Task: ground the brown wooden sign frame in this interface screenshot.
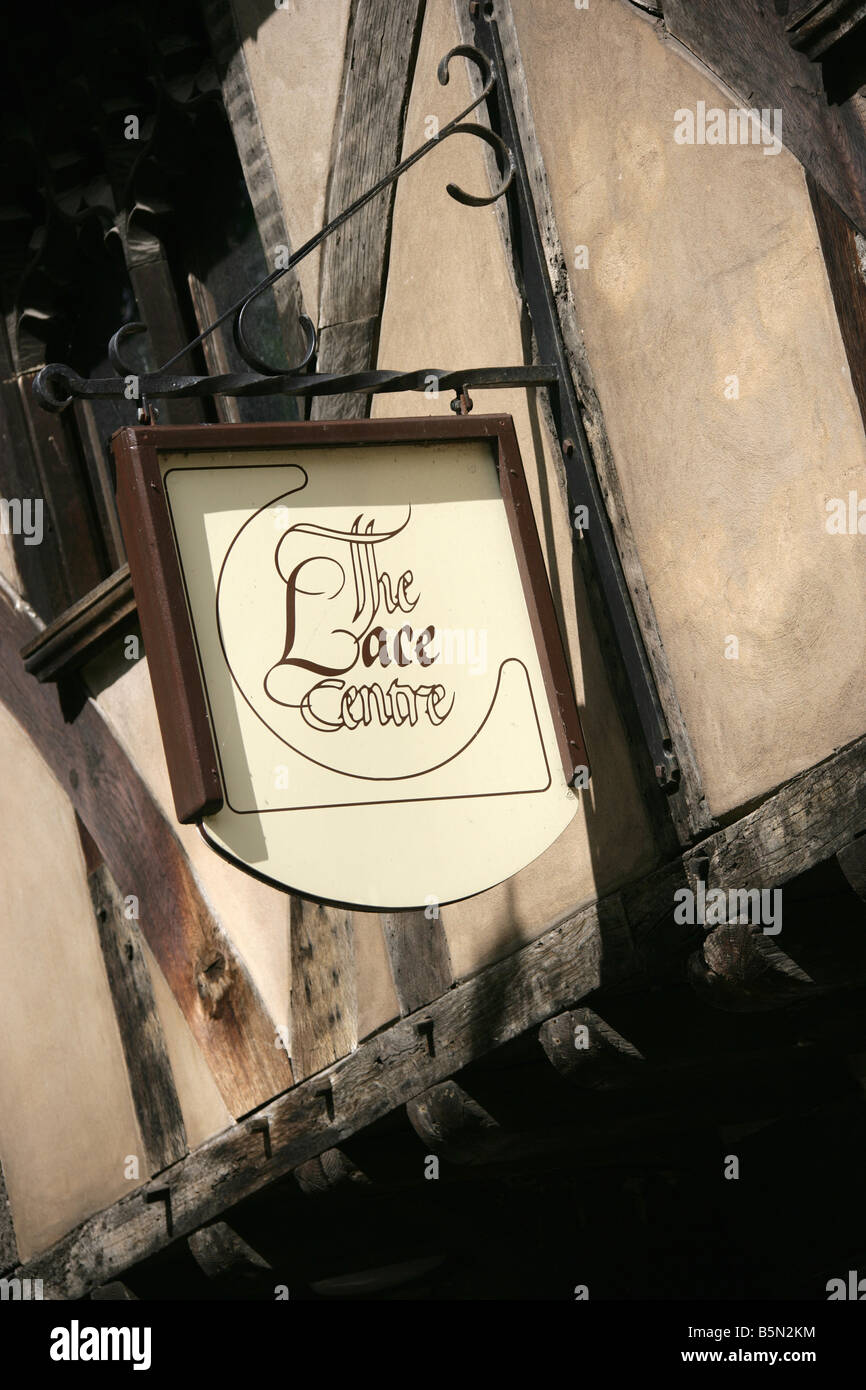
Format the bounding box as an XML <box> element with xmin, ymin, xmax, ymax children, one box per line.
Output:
<box><xmin>111</xmin><ymin>414</ymin><xmax>588</xmax><ymax>829</ymax></box>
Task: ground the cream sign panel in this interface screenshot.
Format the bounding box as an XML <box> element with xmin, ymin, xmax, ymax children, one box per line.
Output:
<box><xmin>127</xmin><ymin>424</ymin><xmax>585</xmax><ymax>908</ymax></box>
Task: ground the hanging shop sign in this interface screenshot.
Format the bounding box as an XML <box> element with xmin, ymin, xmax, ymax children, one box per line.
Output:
<box><xmin>111</xmin><ymin>415</ymin><xmax>588</xmax><ymax>909</ymax></box>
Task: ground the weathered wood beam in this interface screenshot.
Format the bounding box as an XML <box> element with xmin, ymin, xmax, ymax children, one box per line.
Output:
<box><xmin>0</xmin><ymin>585</ymin><xmax>294</xmax><ymax>1116</ymax></box>
<box><xmin>17</xmin><ymin>891</ymin><xmax>632</xmax><ymax>1298</ymax></box>
<box><xmin>380</xmin><ymin>909</ymin><xmax>453</xmax><ymax>1016</ymax></box>
<box><xmin>187</xmin><ymin>1221</ymin><xmax>272</xmax><ymax>1282</ymax></box>
<box><xmin>311</xmin><ymin>0</ymin><xmax>426</xmax><ymax>419</ymax></box>
<box><xmin>289</xmin><ymin>898</ymin><xmax>356</xmax><ymax>1080</ymax></box>
<box><xmin>14</xmin><ymin>726</ymin><xmax>866</xmax><ymax>1293</ymax></box>
<box><xmin>787</xmin><ymin>0</ymin><xmax>866</xmax><ymax>62</ymax></box>
<box><xmin>77</xmin><ymin>817</ymin><xmax>188</xmax><ymax>1175</ymax></box>
<box><xmin>406</xmin><ymin>1080</ymin><xmax>498</xmax><ymax>1163</ymax></box>
<box><xmin>20</xmin><ymin>566</ymin><xmax>137</xmax><ymax>684</ymax></box>
<box><xmin>90</xmin><ymin>1281</ymin><xmax>138</xmax><ymax>1301</ymax></box>
<box><xmin>806</xmin><ymin>173</ymin><xmax>866</xmax><ymax>439</ymax></box>
<box><xmin>837</xmin><ymin>834</ymin><xmax>866</xmax><ymax>899</ymax></box>
<box><xmin>200</xmin><ymin>0</ymin><xmax>307</xmax><ymax>366</ymax></box>
<box><xmin>625</xmin><ymin>729</ymin><xmax>866</xmax><ymax>972</ymax></box>
<box><xmin>294</xmin><ymin>1147</ymin><xmax>370</xmax><ymax>1195</ymax></box>
<box><xmin>539</xmin><ymin>1007</ymin><xmax>644</xmax><ymax>1089</ymax></box>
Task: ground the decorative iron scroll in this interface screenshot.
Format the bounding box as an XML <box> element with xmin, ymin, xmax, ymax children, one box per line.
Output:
<box><xmin>33</xmin><ymin>45</ymin><xmax>519</xmax><ymax>414</ymax></box>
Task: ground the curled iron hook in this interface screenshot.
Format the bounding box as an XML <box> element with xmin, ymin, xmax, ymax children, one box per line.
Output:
<box><xmin>108</xmin><ymin>321</ymin><xmax>149</xmax><ymax>376</ymax></box>
<box><xmin>439</xmin><ymin>122</ymin><xmax>515</xmax><ymax>206</ymax></box>
<box><xmin>436</xmin><ymin>44</ymin><xmax>495</xmax><ymax>106</ymax></box>
<box><xmin>32</xmin><ymin>363</ymin><xmax>81</xmax><ymax>413</ymax></box>
<box><xmin>233</xmin><ymin>302</ymin><xmax>317</xmax><ymax>377</ymax></box>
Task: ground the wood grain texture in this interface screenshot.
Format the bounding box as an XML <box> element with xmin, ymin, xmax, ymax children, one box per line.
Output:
<box><xmin>539</xmin><ymin>1007</ymin><xmax>644</xmax><ymax>1089</ymax></box>
<box><xmin>81</xmin><ymin>827</ymin><xmax>188</xmax><ymax>1175</ymax></box>
<box><xmin>15</xmin><ymin>726</ymin><xmax>866</xmax><ymax>1291</ymax></box>
<box><xmin>807</xmin><ymin>172</ymin><xmax>866</xmax><ymax>436</ymax></box>
<box><xmin>293</xmin><ymin>1147</ymin><xmax>369</xmax><ymax>1195</ymax></box>
<box><xmin>380</xmin><ymin>910</ymin><xmax>453</xmax><ymax>1016</ymax></box>
<box><xmin>200</xmin><ymin>0</ymin><xmax>307</xmax><ymax>367</ymax></box>
<box><xmin>20</xmin><ymin>565</ymin><xmax>136</xmax><ymax>684</ymax></box>
<box><xmin>0</xmin><ymin>585</ymin><xmax>293</xmax><ymax>1117</ymax></box>
<box><xmin>310</xmin><ymin>320</ymin><xmax>378</xmax><ymax>420</ymax></box>
<box><xmin>18</xmin><ymin>889</ymin><xmax>633</xmax><ymax>1297</ymax></box>
<box><xmin>661</xmin><ymin>0</ymin><xmax>866</xmax><ymax>234</ymax></box>
<box><xmin>187</xmin><ymin>1221</ymin><xmax>271</xmax><ymax>1279</ymax></box>
<box><xmin>406</xmin><ymin>1080</ymin><xmax>498</xmax><ymax>1163</ymax></box>
<box><xmin>837</xmin><ymin>834</ymin><xmax>866</xmax><ymax>898</ymax></box>
<box><xmin>290</xmin><ymin>897</ymin><xmax>356</xmax><ymax>1079</ymax></box>
<box><xmin>311</xmin><ymin>0</ymin><xmax>426</xmax><ymax>420</ymax></box>
<box><xmin>787</xmin><ymin>0</ymin><xmax>866</xmax><ymax>61</ymax></box>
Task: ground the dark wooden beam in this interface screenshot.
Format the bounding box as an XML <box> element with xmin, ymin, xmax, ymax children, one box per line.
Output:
<box><xmin>201</xmin><ymin>0</ymin><xmax>307</xmax><ymax>368</ymax></box>
<box><xmin>539</xmin><ymin>1007</ymin><xmax>644</xmax><ymax>1089</ymax></box>
<box><xmin>380</xmin><ymin>910</ymin><xmax>452</xmax><ymax>1016</ymax></box>
<box><xmin>626</xmin><ymin>729</ymin><xmax>866</xmax><ymax>974</ymax></box>
<box><xmin>0</xmin><ymin>586</ymin><xmax>294</xmax><ymax>1116</ymax></box>
<box><xmin>289</xmin><ymin>898</ymin><xmax>356</xmax><ymax>1081</ymax></box>
<box><xmin>20</xmin><ymin>566</ymin><xmax>136</xmax><ymax>684</ymax></box>
<box><xmin>17</xmin><ymin>890</ymin><xmax>632</xmax><ymax>1298</ymax></box>
<box><xmin>406</xmin><ymin>1080</ymin><xmax>498</xmax><ymax>1162</ymax></box>
<box><xmin>787</xmin><ymin>0</ymin><xmax>866</xmax><ymax>61</ymax></box>
<box><xmin>293</xmin><ymin>1147</ymin><xmax>370</xmax><ymax>1195</ymax></box>
<box><xmin>187</xmin><ymin>1221</ymin><xmax>272</xmax><ymax>1281</ymax></box>
<box><xmin>78</xmin><ymin>817</ymin><xmax>188</xmax><ymax>1175</ymax></box>
<box><xmin>311</xmin><ymin>0</ymin><xmax>426</xmax><ymax>419</ymax></box>
<box><xmin>13</xmin><ymin>724</ymin><xmax>866</xmax><ymax>1292</ymax></box>
<box><xmin>806</xmin><ymin>172</ymin><xmax>866</xmax><ymax>438</ymax></box>
<box><xmin>837</xmin><ymin>834</ymin><xmax>866</xmax><ymax>898</ymax></box>
<box><xmin>90</xmin><ymin>1281</ymin><xmax>138</xmax><ymax>1301</ymax></box>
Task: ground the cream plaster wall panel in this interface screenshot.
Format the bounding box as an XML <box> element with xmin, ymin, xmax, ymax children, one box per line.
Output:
<box><xmin>512</xmin><ymin>0</ymin><xmax>866</xmax><ymax>815</ymax></box>
<box><xmin>232</xmin><ymin>0</ymin><xmax>350</xmax><ymax>314</ymax></box>
<box><xmin>0</xmin><ymin>702</ymin><xmax>144</xmax><ymax>1260</ymax></box>
<box><xmin>90</xmin><ymin>655</ymin><xmax>291</xmax><ymax>1040</ymax></box>
<box><xmin>373</xmin><ymin>0</ymin><xmax>656</xmax><ymax>977</ymax></box>
<box><xmin>139</xmin><ymin>935</ymin><xmax>233</xmax><ymax>1150</ymax></box>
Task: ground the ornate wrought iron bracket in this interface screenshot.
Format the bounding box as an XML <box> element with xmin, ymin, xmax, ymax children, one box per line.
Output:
<box><xmin>33</xmin><ymin>43</ymin><xmax>520</xmax><ymax>415</ymax></box>
<box><xmin>31</xmin><ymin>17</ymin><xmax>680</xmax><ymax>803</ymax></box>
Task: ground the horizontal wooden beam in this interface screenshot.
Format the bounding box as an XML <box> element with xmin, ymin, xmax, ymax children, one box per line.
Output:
<box><xmin>625</xmin><ymin>730</ymin><xmax>866</xmax><ymax>964</ymax></box>
<box><xmin>20</xmin><ymin>566</ymin><xmax>136</xmax><ymax>683</ymax></box>
<box><xmin>18</xmin><ymin>893</ymin><xmax>633</xmax><ymax>1297</ymax></box>
<box><xmin>15</xmin><ymin>726</ymin><xmax>866</xmax><ymax>1294</ymax></box>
